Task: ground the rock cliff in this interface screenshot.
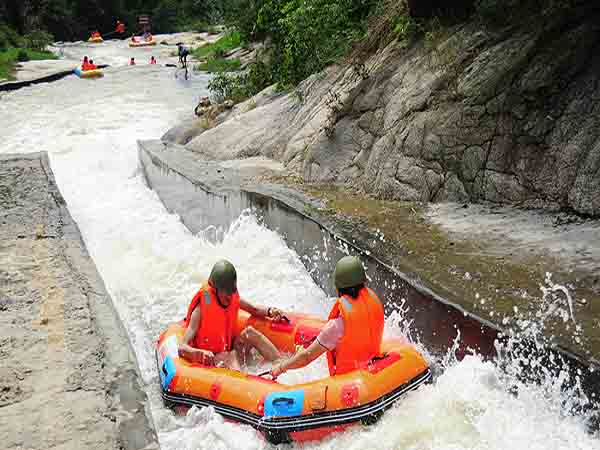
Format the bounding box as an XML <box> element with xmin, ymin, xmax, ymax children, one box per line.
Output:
<box><xmin>168</xmin><ymin>2</ymin><xmax>600</xmax><ymax>216</ymax></box>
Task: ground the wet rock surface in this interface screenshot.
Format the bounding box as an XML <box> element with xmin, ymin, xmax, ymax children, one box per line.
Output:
<box><xmin>0</xmin><ymin>153</ymin><xmax>158</xmax><ymax>450</ymax></box>
<box><xmin>180</xmin><ymin>7</ymin><xmax>600</xmax><ymax>217</ymax></box>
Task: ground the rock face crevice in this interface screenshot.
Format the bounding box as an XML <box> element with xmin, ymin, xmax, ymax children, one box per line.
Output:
<box><xmin>173</xmin><ymin>5</ymin><xmax>600</xmax><ymax>216</ymax></box>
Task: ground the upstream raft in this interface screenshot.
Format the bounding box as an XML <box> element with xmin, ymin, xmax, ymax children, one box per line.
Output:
<box><xmin>74</xmin><ymin>67</ymin><xmax>103</xmax><ymax>79</ymax></box>
<box><xmin>129</xmin><ymin>37</ymin><xmax>157</xmax><ymax>47</ymax></box>
<box><xmin>156</xmin><ymin>310</ymin><xmax>431</xmax><ymax>443</ymax></box>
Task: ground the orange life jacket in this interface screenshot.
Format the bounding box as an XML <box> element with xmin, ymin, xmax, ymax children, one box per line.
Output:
<box><xmin>326</xmin><ymin>287</ymin><xmax>384</xmax><ymax>375</ymax></box>
<box><xmin>184</xmin><ymin>283</ymin><xmax>240</xmax><ymax>354</ymax></box>
<box><xmin>116</xmin><ymin>23</ymin><xmax>125</xmax><ymax>33</ymax></box>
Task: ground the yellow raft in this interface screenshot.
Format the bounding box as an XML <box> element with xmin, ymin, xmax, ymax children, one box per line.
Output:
<box><xmin>74</xmin><ymin>67</ymin><xmax>103</xmax><ymax>79</ymax></box>
<box><xmin>129</xmin><ymin>38</ymin><xmax>157</xmax><ymax>47</ymax></box>
<box><xmin>156</xmin><ymin>310</ymin><xmax>431</xmax><ymax>444</ymax></box>
<box><xmin>88</xmin><ymin>36</ymin><xmax>103</xmax><ymax>43</ymax></box>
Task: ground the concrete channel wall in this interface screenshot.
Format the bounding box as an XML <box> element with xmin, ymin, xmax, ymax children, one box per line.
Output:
<box><xmin>0</xmin><ymin>152</ymin><xmax>158</xmax><ymax>450</ymax></box>
<box><xmin>138</xmin><ymin>139</ymin><xmax>600</xmax><ymax>412</ymax></box>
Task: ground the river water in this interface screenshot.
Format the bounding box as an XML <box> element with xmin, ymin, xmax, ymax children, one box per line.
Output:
<box><xmin>1</xmin><ymin>38</ymin><xmax>598</xmax><ymax>449</ymax></box>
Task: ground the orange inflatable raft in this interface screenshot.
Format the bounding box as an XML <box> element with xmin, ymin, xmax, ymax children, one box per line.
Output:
<box><xmin>156</xmin><ymin>310</ymin><xmax>431</xmax><ymax>444</ymax></box>
<box><xmin>129</xmin><ymin>37</ymin><xmax>157</xmax><ymax>47</ymax></box>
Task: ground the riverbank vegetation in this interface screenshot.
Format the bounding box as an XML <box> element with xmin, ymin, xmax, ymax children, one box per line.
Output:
<box><xmin>0</xmin><ymin>25</ymin><xmax>56</xmax><ymax>80</ymax></box>
<box><xmin>210</xmin><ymin>0</ymin><xmax>377</xmax><ymax>98</ymax></box>
<box><xmin>205</xmin><ymin>0</ymin><xmax>580</xmax><ymax>102</ymax></box>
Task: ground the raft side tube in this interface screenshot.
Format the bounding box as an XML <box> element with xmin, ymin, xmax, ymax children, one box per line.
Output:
<box><xmin>157</xmin><ymin>344</ymin><xmax>431</xmax><ymax>433</ymax></box>
<box><xmin>156</xmin><ymin>313</ymin><xmax>431</xmax><ymax>441</ymax></box>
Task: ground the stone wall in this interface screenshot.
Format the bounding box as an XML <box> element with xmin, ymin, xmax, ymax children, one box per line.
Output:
<box><xmin>177</xmin><ymin>4</ymin><xmax>600</xmax><ymax>216</ymax></box>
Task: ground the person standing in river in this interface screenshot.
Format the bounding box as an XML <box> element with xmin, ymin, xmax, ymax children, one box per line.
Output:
<box><xmin>177</xmin><ymin>42</ymin><xmax>189</xmax><ymax>69</ymax></box>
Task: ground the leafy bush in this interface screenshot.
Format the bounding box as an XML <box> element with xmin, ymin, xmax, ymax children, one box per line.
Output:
<box><xmin>393</xmin><ymin>14</ymin><xmax>420</xmax><ymax>42</ymax></box>
<box><xmin>23</xmin><ymin>30</ymin><xmax>54</xmax><ymax>51</ymax></box>
<box><xmin>222</xmin><ymin>0</ymin><xmax>263</xmax><ymax>40</ymax></box>
<box><xmin>17</xmin><ymin>50</ymin><xmax>29</xmax><ymax>62</ymax></box>
<box><xmin>208</xmin><ymin>72</ymin><xmax>246</xmax><ymax>102</ymax></box>
<box><xmin>208</xmin><ymin>61</ymin><xmax>273</xmax><ymax>102</ymax></box>
<box><xmin>0</xmin><ymin>23</ymin><xmax>23</xmax><ymax>50</ymax></box>
<box><xmin>261</xmin><ymin>0</ymin><xmax>375</xmax><ymax>87</ymax></box>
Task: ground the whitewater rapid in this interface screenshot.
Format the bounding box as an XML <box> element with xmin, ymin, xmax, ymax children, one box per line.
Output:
<box><xmin>1</xmin><ymin>38</ymin><xmax>598</xmax><ymax>450</ymax></box>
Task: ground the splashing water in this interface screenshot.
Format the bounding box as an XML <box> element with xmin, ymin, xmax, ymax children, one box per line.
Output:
<box><xmin>541</xmin><ymin>272</ymin><xmax>577</xmax><ymax>324</ymax></box>
<box><xmin>1</xmin><ymin>38</ymin><xmax>599</xmax><ymax>450</ymax></box>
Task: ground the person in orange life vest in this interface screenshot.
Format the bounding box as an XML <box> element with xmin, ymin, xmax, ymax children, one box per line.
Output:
<box><xmin>129</xmin><ymin>57</ymin><xmax>136</xmax><ymax>65</ymax></box>
<box><xmin>91</xmin><ymin>31</ymin><xmax>101</xmax><ymax>38</ymax></box>
<box><xmin>179</xmin><ymin>260</ymin><xmax>284</xmax><ymax>370</ymax></box>
<box><xmin>116</xmin><ymin>20</ymin><xmax>125</xmax><ymax>34</ymax></box>
<box><xmin>270</xmin><ymin>255</ymin><xmax>384</xmax><ymax>378</ymax></box>
<box><xmin>150</xmin><ymin>56</ymin><xmax>157</xmax><ymax>65</ymax></box>
<box><xmin>82</xmin><ymin>56</ymin><xmax>90</xmax><ymax>70</ymax></box>
<box><xmin>87</xmin><ymin>59</ymin><xmax>97</xmax><ymax>70</ymax></box>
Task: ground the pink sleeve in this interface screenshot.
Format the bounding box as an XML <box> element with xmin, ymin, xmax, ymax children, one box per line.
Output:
<box><xmin>316</xmin><ymin>318</ymin><xmax>345</xmax><ymax>351</ymax></box>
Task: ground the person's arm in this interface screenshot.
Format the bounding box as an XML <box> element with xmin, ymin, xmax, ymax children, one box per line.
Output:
<box><xmin>178</xmin><ymin>308</ymin><xmax>214</xmax><ymax>365</ymax></box>
<box><xmin>240</xmin><ymin>298</ymin><xmax>271</xmax><ymax>318</ymax></box>
<box><xmin>271</xmin><ymin>339</ymin><xmax>327</xmax><ymax>378</ymax></box>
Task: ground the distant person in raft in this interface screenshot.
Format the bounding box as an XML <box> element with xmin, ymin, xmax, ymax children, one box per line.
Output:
<box><xmin>129</xmin><ymin>57</ymin><xmax>136</xmax><ymax>65</ymax></box>
<box><xmin>179</xmin><ymin>259</ymin><xmax>285</xmax><ymax>370</ymax></box>
<box><xmin>270</xmin><ymin>255</ymin><xmax>384</xmax><ymax>378</ymax></box>
<box><xmin>177</xmin><ymin>42</ymin><xmax>189</xmax><ymax>69</ymax></box>
<box><xmin>150</xmin><ymin>56</ymin><xmax>157</xmax><ymax>65</ymax></box>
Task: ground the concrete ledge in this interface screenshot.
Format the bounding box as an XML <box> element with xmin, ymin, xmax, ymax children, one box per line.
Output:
<box><xmin>0</xmin><ymin>152</ymin><xmax>158</xmax><ymax>450</ymax></box>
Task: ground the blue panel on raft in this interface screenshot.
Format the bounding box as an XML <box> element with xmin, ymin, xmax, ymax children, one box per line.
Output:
<box><xmin>264</xmin><ymin>390</ymin><xmax>305</xmax><ymax>418</ymax></box>
<box><xmin>74</xmin><ymin>67</ymin><xmax>82</xmax><ymax>77</ymax></box>
<box><xmin>160</xmin><ymin>355</ymin><xmax>177</xmax><ymax>391</ymax></box>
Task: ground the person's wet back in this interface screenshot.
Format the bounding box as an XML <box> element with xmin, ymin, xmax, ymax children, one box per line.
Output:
<box><xmin>179</xmin><ymin>259</ymin><xmax>285</xmax><ymax>370</ymax></box>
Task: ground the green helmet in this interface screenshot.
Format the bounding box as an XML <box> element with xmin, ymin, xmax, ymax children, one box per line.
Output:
<box><xmin>334</xmin><ymin>256</ymin><xmax>366</xmax><ymax>289</ymax></box>
<box><xmin>209</xmin><ymin>259</ymin><xmax>237</xmax><ymax>293</ymax></box>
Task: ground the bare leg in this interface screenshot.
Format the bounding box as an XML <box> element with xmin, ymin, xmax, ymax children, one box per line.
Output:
<box><xmin>237</xmin><ymin>326</ymin><xmax>281</xmax><ymax>362</ymax></box>
<box><xmin>214</xmin><ymin>350</ymin><xmax>241</xmax><ymax>371</ymax></box>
